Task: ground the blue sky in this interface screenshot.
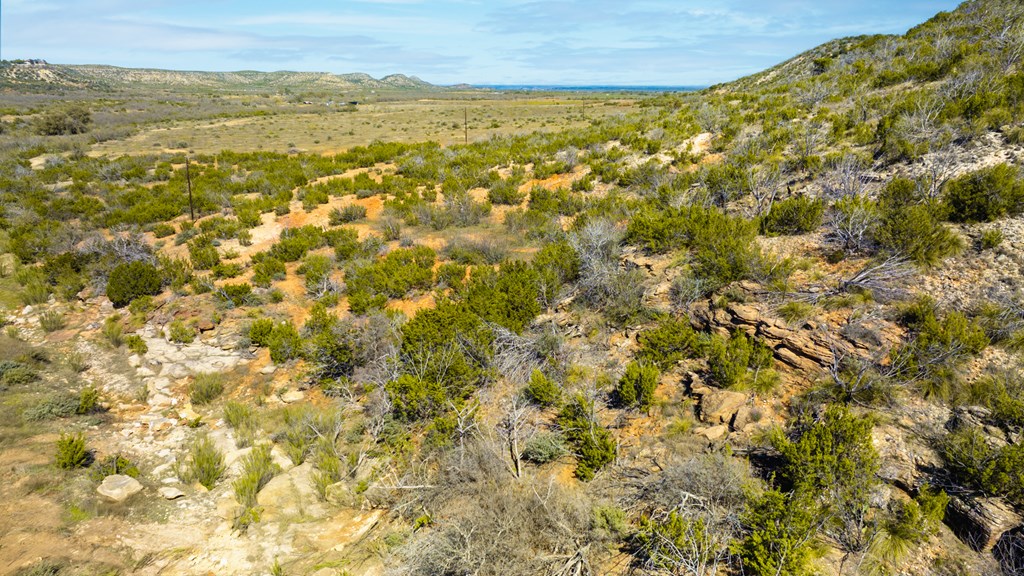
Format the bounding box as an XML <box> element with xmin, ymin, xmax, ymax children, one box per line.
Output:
<box><xmin>1</xmin><ymin>0</ymin><xmax>963</xmax><ymax>86</ymax></box>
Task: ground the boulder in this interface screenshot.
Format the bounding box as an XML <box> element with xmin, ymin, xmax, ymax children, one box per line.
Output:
<box><xmin>947</xmin><ymin>496</ymin><xmax>1022</xmax><ymax>551</ymax></box>
<box><xmin>97</xmin><ymin>474</ymin><xmax>144</xmax><ymax>502</ymax></box>
<box><xmin>732</xmin><ymin>404</ymin><xmax>755</xmax><ymax>431</ymax></box>
<box><xmin>699</xmin><ymin>424</ymin><xmax>729</xmax><ymax>441</ymax></box>
<box><xmin>699</xmin><ymin>389</ymin><xmax>747</xmax><ymax>424</ymax></box>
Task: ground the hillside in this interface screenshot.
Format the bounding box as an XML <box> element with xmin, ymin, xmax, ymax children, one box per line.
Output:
<box><xmin>2</xmin><ymin>1</ymin><xmax>1024</xmax><ymax>576</ymax></box>
<box><xmin>0</xmin><ymin>59</ymin><xmax>436</xmax><ymax>92</ymax></box>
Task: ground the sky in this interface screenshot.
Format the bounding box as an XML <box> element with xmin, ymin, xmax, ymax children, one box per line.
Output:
<box><xmin>1</xmin><ymin>0</ymin><xmax>964</xmax><ymax>86</ymax></box>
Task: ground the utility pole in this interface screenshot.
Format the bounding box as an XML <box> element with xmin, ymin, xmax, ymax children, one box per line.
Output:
<box><xmin>464</xmin><ymin>108</ymin><xmax>468</xmax><ymax>144</ymax></box>
<box><xmin>185</xmin><ymin>157</ymin><xmax>195</xmax><ymax>222</ymax></box>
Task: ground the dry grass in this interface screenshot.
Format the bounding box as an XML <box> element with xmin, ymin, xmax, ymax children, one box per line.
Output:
<box><xmin>90</xmin><ymin>97</ymin><xmax>638</xmax><ymax>156</ymax></box>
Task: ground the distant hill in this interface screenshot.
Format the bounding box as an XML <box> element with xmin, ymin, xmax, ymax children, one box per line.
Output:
<box><xmin>0</xmin><ymin>59</ymin><xmax>437</xmax><ymax>92</ymax></box>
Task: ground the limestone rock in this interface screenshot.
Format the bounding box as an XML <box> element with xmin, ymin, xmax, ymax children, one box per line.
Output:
<box><xmin>158</xmin><ymin>486</ymin><xmax>186</xmax><ymax>500</ymax></box>
<box><xmin>699</xmin><ymin>389</ymin><xmax>747</xmax><ymax>424</ymax></box>
<box><xmin>733</xmin><ymin>404</ymin><xmax>755</xmax><ymax>431</ymax></box>
<box><xmin>700</xmin><ymin>424</ymin><xmax>729</xmax><ymax>441</ymax></box>
<box><xmin>97</xmin><ymin>474</ymin><xmax>143</xmax><ymax>502</ymax></box>
<box><xmin>280</xmin><ymin>389</ymin><xmax>305</xmax><ymax>404</ymax></box>
<box><xmin>216</xmin><ymin>496</ymin><xmax>243</xmax><ymax>521</ymax></box>
<box><xmin>257</xmin><ymin>462</ymin><xmax>328</xmax><ymax>521</ymax></box>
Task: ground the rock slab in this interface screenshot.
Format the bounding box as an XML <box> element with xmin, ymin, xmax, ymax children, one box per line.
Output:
<box><xmin>97</xmin><ymin>474</ymin><xmax>143</xmax><ymax>502</ymax></box>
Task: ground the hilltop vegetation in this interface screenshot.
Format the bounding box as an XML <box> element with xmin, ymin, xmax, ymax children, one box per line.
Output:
<box><xmin>3</xmin><ymin>1</ymin><xmax>1024</xmax><ymax>575</ymax></box>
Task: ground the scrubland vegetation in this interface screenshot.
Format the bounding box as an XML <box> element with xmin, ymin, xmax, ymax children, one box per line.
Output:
<box><xmin>5</xmin><ymin>0</ymin><xmax>1024</xmax><ymax>574</ymax></box>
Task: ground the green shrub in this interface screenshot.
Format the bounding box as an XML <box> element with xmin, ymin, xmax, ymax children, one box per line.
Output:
<box><xmin>152</xmin><ymin>223</ymin><xmax>176</xmax><ymax>238</ymax></box>
<box><xmin>77</xmin><ymin>386</ymin><xmax>100</xmax><ymax>414</ymax></box>
<box><xmin>125</xmin><ymin>334</ymin><xmax>148</xmax><ymax>355</ymax></box>
<box><xmin>399</xmin><ymin>300</ymin><xmax>492</xmax><ymax>395</ymax></box>
<box><xmin>106</xmin><ymin>261</ymin><xmax>163</xmax><ymax>307</ymax></box>
<box><xmin>615</xmin><ymin>362</ymin><xmax>659</xmax><ymax>410</ymax></box>
<box><xmin>224</xmin><ymin>399</ymin><xmax>260</xmax><ymax>444</ymax></box>
<box><xmin>463</xmin><ymin>261</ymin><xmax>541</xmax><ymax>333</ymax></box>
<box><xmin>55</xmin><ymin>432</ymin><xmax>89</xmax><ymax>469</ymax></box>
<box><xmin>487</xmin><ymin>178</ymin><xmax>526</xmax><ymax>205</ymax></box>
<box><xmin>386</xmin><ymin>374</ymin><xmax>446</xmax><ymax>421</ymax></box>
<box><xmin>532</xmin><ymin>240</ymin><xmax>580</xmax><ymax>305</ymax></box>
<box><xmin>249</xmin><ymin>318</ymin><xmax>275</xmax><ymax>347</ymax></box>
<box><xmin>328</xmin><ymin>204</ymin><xmax>368</xmax><ymax>224</ymax></box>
<box><xmin>268</xmin><ymin>321</ymin><xmax>302</xmax><ymax>363</ymax></box>
<box><xmin>90</xmin><ymin>454</ymin><xmax>139</xmax><ymax>482</ymax></box>
<box><xmin>875</xmin><ymin>180</ymin><xmax>963</xmax><ymax>266</ymax></box>
<box><xmin>635</xmin><ymin>512</ymin><xmax>719</xmax><ymax>573</ymax></box>
<box><xmin>252</xmin><ymin>256</ymin><xmax>286</xmax><ymax>287</ymax></box>
<box><xmin>980</xmin><ymin>229</ymin><xmax>1004</xmax><ymax>250</ymax></box>
<box><xmin>761</xmin><ymin>195</ymin><xmax>825</xmax><ymax>236</ymax></box>
<box><xmin>772</xmin><ymin>405</ymin><xmax>878</xmax><ymax>500</ymax></box>
<box><xmin>3</xmin><ymin>365</ymin><xmax>39</xmax><ymax>386</ymax></box>
<box><xmin>891</xmin><ymin>297</ymin><xmax>988</xmax><ymax>399</ymax></box>
<box><xmin>25</xmin><ymin>394</ymin><xmax>79</xmax><ymax>421</ymax></box>
<box><xmin>216</xmin><ymin>283</ymin><xmax>255</xmax><ymax>307</ymax></box>
<box><xmin>635</xmin><ymin>317</ymin><xmax>701</xmax><ymax>370</ymax></box>
<box><xmin>777</xmin><ymin>301</ymin><xmax>815</xmax><ymax>324</ymax></box>
<box><xmin>233</xmin><ymin>444</ymin><xmax>279</xmax><ymax>504</ymax></box>
<box><xmin>102</xmin><ymin>315</ymin><xmax>124</xmax><ymax>347</ymax></box>
<box><xmin>436</xmin><ymin>262</ymin><xmax>467</xmax><ymax>289</ymax></box>
<box><xmin>297</xmin><ymin>254</ymin><xmax>335</xmax><ymax>296</ymax></box>
<box><xmin>558</xmin><ymin>395</ymin><xmax>616</xmax><ymax>481</ymax></box>
<box><xmin>626</xmin><ymin>205</ymin><xmax>761</xmax><ymax>290</ymax></box>
<box><xmin>188</xmin><ymin>235</ymin><xmax>220</xmax><ymax>270</ymax></box>
<box><xmin>36</xmin><ymin>104</ymin><xmax>91</xmax><ymax>135</ymax></box>
<box><xmin>346</xmin><ymin>245</ymin><xmax>435</xmax><ymax>310</ymax></box>
<box><xmin>882</xmin><ymin>484</ymin><xmax>948</xmax><ymax>549</ymax></box>
<box><xmin>38</xmin><ymin>310</ymin><xmax>65</xmax><ymax>332</ymax></box>
<box><xmin>944</xmin><ymin>164</ymin><xmax>1024</xmax><ymax>223</ymax></box>
<box><xmin>707</xmin><ymin>331</ymin><xmax>774</xmax><ymax>389</ymax></box>
<box><xmin>167</xmin><ymin>320</ymin><xmax>196</xmax><ymax>344</ymax></box>
<box><xmin>943</xmin><ymin>427</ymin><xmax>1024</xmax><ymax>506</ymax></box>
<box><xmin>212</xmin><ymin>262</ymin><xmax>243</xmax><ymax>279</ymax></box>
<box><xmin>733</xmin><ymin>489</ymin><xmax>819</xmax><ymax>576</ymax></box>
<box><xmin>189</xmin><ymin>373</ymin><xmax>224</xmax><ymax>405</ymax></box>
<box><xmin>20</xmin><ymin>280</ymin><xmax>50</xmax><ymax>306</ymax></box>
<box><xmin>524</xmin><ymin>369</ymin><xmax>561</xmax><ymax>407</ymax></box>
<box><xmin>270</xmin><ymin>225</ymin><xmax>325</xmax><ymax>262</ymax></box>
<box><xmin>179</xmin><ymin>433</ymin><xmax>226</xmax><ymax>489</ymax></box>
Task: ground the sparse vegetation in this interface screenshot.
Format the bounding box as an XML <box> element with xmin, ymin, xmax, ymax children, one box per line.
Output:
<box><xmin>4</xmin><ymin>2</ymin><xmax>1024</xmax><ymax>571</ymax></box>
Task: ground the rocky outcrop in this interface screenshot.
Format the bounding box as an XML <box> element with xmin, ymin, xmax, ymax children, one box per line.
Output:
<box><xmin>698</xmin><ymin>389</ymin><xmax>748</xmax><ymax>424</ymax></box>
<box><xmin>691</xmin><ymin>302</ymin><xmax>839</xmax><ymax>375</ymax></box>
<box><xmin>947</xmin><ymin>496</ymin><xmax>1022</xmax><ymax>552</ymax></box>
